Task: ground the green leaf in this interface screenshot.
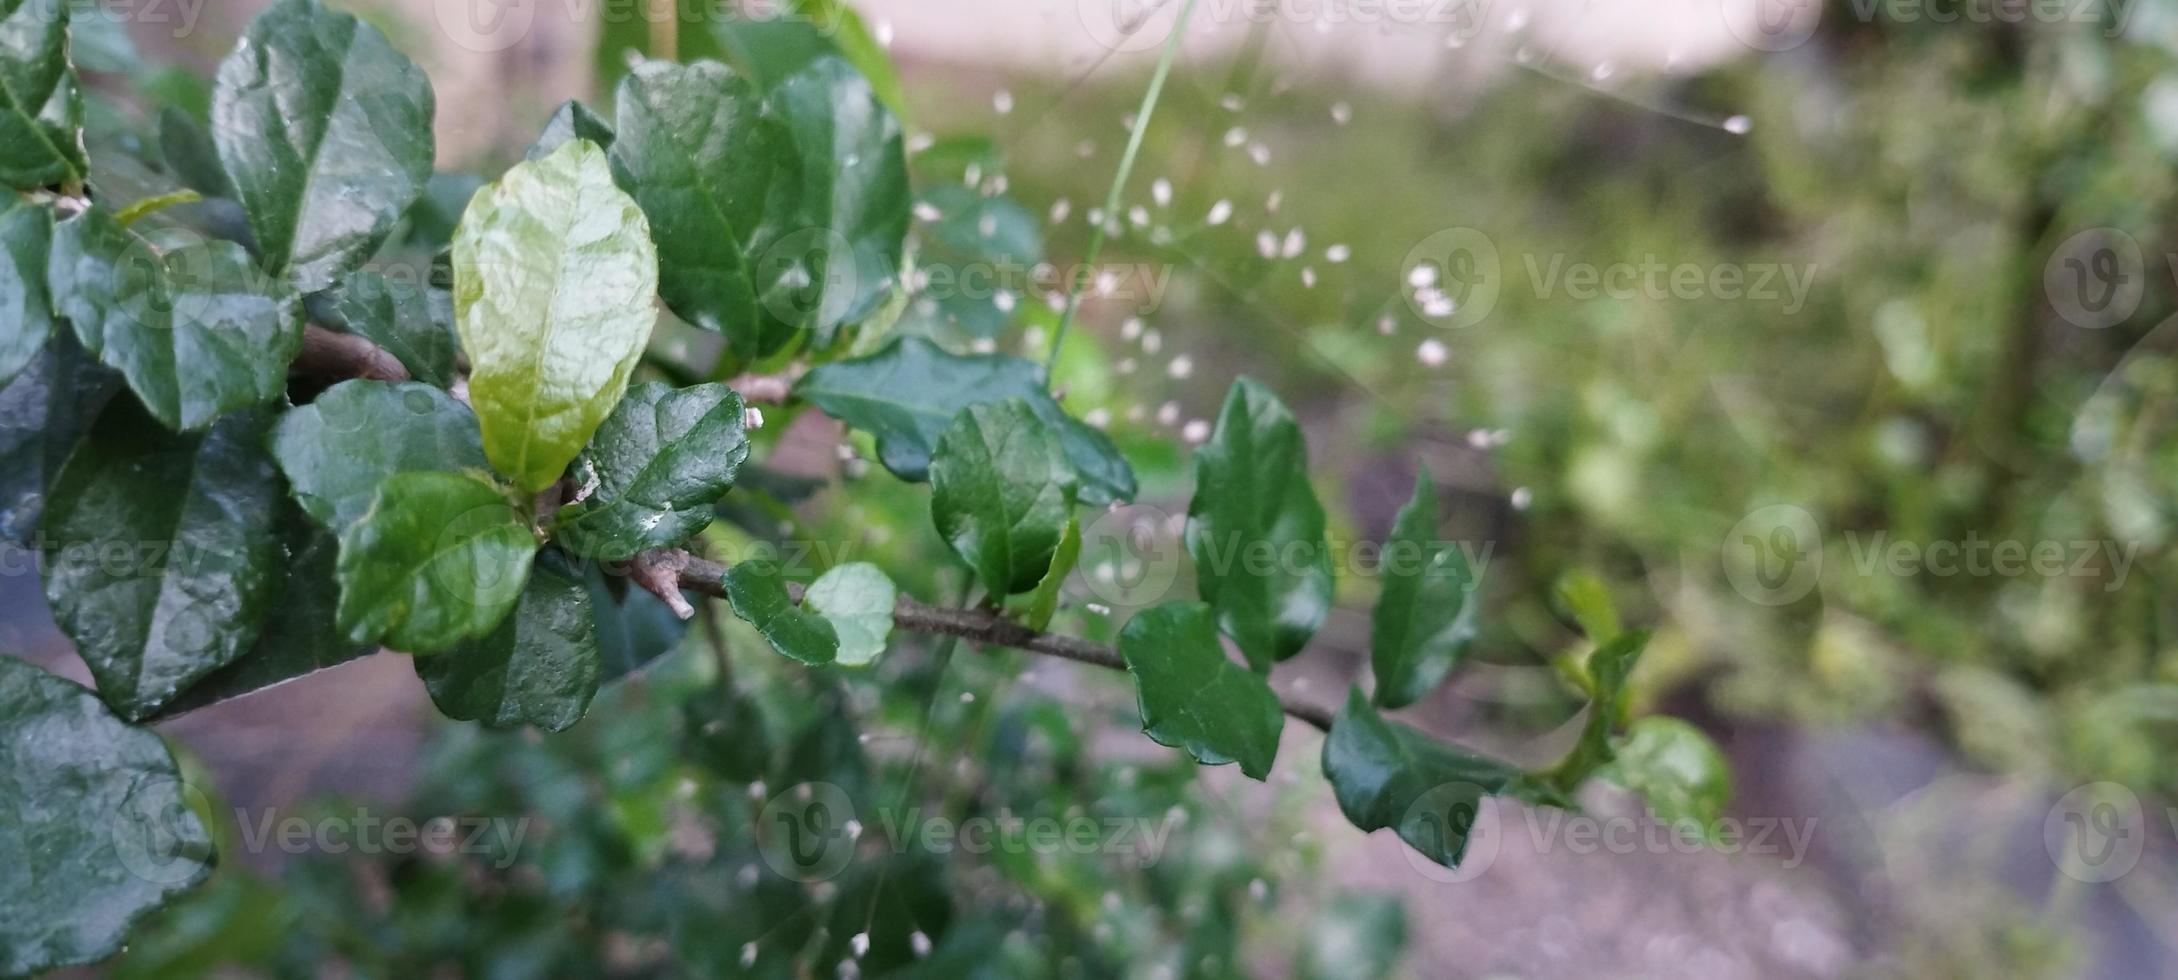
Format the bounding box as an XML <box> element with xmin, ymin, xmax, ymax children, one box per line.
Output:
<box><xmin>0</xmin><ymin>198</ymin><xmax>54</xmax><ymax>387</ymax></box>
<box><xmin>720</xmin><ymin>558</ymin><xmax>837</xmax><ymax>666</ymax></box>
<box><xmin>307</xmin><ymin>270</ymin><xmax>461</xmax><ymax>389</ymax></box>
<box><xmin>900</xmin><ymin>184</ymin><xmax>1041</xmax><ymax>340</ymax></box>
<box><xmin>1601</xmin><ymin>717</ymin><xmax>1732</xmax><ymax>838</ymax></box>
<box><xmin>796</xmin><ymin>336</ymin><xmax>1135</xmax><ymax>504</ymax></box>
<box><xmin>0</xmin><ymin>332</ymin><xmax>117</xmax><ymax>542</ymax></box>
<box><xmin>417</xmin><ymin>553</ymin><xmax>600</xmax><ymax>731</ymax></box>
<box><xmin>584</xmin><ymin>560</ymin><xmax>688</xmax><ymax>680</ymax></box>
<box><xmin>553</xmin><ymin>381</ymin><xmax>749</xmax><ymax>560</ymax></box>
<box><xmin>158</xmin><ymin>502</ymin><xmax>370</xmax><ymax>716</ymax></box>
<box><xmin>0</xmin><ymin>657</ymin><xmax>212</xmax><ymax>976</ymax></box>
<box><xmin>334</xmin><ymin>470</ymin><xmax>537</xmax><ymax>653</ymax></box>
<box><xmin>48</xmin><ymin>205</ymin><xmax>303</xmax><ymax>430</ymax></box>
<box><xmin>1371</xmin><ymin>471</ymin><xmax>1479</xmax><ymax>709</ymax></box>
<box><xmin>210</xmin><ymin>0</ymin><xmax>435</xmax><ymax>290</ymax></box>
<box><xmin>1012</xmin><ymin>515</ymin><xmax>1079</xmax><ymax>631</ymax></box>
<box><xmin>156</xmin><ymin>106</ymin><xmax>231</xmax><ymax>199</ymax></box>
<box><xmin>803</xmin><ymin>562</ymin><xmax>895</xmax><ymax>666</ymax></box>
<box><xmin>41</xmin><ymin>401</ymin><xmax>284</xmax><ymax>719</ymax></box>
<box><xmin>527</xmin><ymin>99</ymin><xmax>614</xmax><ymax>162</ymax></box>
<box><xmin>1545</xmin><ymin>628</ymin><xmax>1651</xmax><ymax>790</ymax></box>
<box><xmin>1186</xmin><ymin>378</ymin><xmax>1333</xmax><ymax>670</ymax></box>
<box><xmin>608</xmin><ymin>58</ymin><xmax>801</xmax><ymax>359</ymax></box>
<box><xmin>765</xmin><ymin>55</ymin><xmax>910</xmax><ymax>343</ymax></box>
<box><xmin>1322</xmin><ymin>688</ymin><xmax>1567</xmax><ymax>871</ymax></box>
<box><xmin>453</xmin><ymin>138</ymin><xmax>660</xmax><ymax>492</ymax></box>
<box><xmin>930</xmin><ymin>400</ymin><xmax>1077</xmax><ymax>596</ymax></box>
<box><xmin>269</xmin><ymin>379</ymin><xmax>486</xmax><ymax>532</ymax></box>
<box><xmin>0</xmin><ymin>0</ymin><xmax>85</xmax><ymax>190</ymax></box>
<box><xmin>1554</xmin><ymin>568</ymin><xmax>1621</xmax><ymax>642</ymax></box>
<box><xmin>1118</xmin><ymin>601</ymin><xmax>1284</xmax><ymax>780</ymax></box>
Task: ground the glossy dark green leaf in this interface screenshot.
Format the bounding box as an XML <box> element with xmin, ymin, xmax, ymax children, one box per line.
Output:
<box><xmin>1118</xmin><ymin>602</ymin><xmax>1283</xmax><ymax>780</ymax></box>
<box><xmin>156</xmin><ymin>106</ymin><xmax>231</xmax><ymax>199</ymax></box>
<box><xmin>453</xmin><ymin>138</ymin><xmax>660</xmax><ymax>492</ymax></box>
<box><xmin>210</xmin><ymin>0</ymin><xmax>435</xmax><ymax>290</ymax></box>
<box><xmin>553</xmin><ymin>382</ymin><xmax>749</xmax><ymax>560</ymax></box>
<box><xmin>720</xmin><ymin>558</ymin><xmax>837</xmax><ymax>666</ymax></box>
<box><xmin>307</xmin><ymin>270</ymin><xmax>461</xmax><ymax>389</ymax></box>
<box><xmin>0</xmin><ymin>0</ymin><xmax>85</xmax><ymax>190</ymax></box>
<box><xmin>1323</xmin><ymin>688</ymin><xmax>1568</xmax><ymax>870</ymax></box>
<box><xmin>334</xmin><ymin>470</ymin><xmax>537</xmax><ymax>653</ymax></box>
<box><xmin>270</xmin><ymin>379</ymin><xmax>487</xmax><ymax>533</ymax></box>
<box><xmin>0</xmin><ymin>657</ymin><xmax>213</xmax><ymax>975</ymax></box>
<box><xmin>0</xmin><ymin>198</ymin><xmax>54</xmax><ymax>386</ymax></box>
<box><xmin>1186</xmin><ymin>378</ymin><xmax>1333</xmax><ymax>670</ymax></box>
<box><xmin>0</xmin><ymin>332</ymin><xmax>117</xmax><ymax>542</ymax></box>
<box><xmin>48</xmin><ymin>206</ymin><xmax>303</xmax><ymax>430</ymax></box>
<box><xmin>158</xmin><ymin>502</ymin><xmax>370</xmax><ymax>716</ymax></box>
<box><xmin>1545</xmin><ymin>629</ymin><xmax>1651</xmax><ymax>790</ymax></box>
<box><xmin>1602</xmin><ymin>717</ymin><xmax>1733</xmax><ymax>838</ymax></box>
<box><xmin>802</xmin><ymin>561</ymin><xmax>895</xmax><ymax>666</ymax></box>
<box><xmin>1371</xmin><ymin>471</ymin><xmax>1479</xmax><ymax>708</ymax></box>
<box><xmin>417</xmin><ymin>553</ymin><xmax>600</xmax><ymax>732</ymax></box>
<box><xmin>41</xmin><ymin>401</ymin><xmax>283</xmax><ymax>720</ymax></box>
<box><xmin>930</xmin><ymin>400</ymin><xmax>1078</xmax><ymax>595</ymax></box>
<box><xmin>609</xmin><ymin>58</ymin><xmax>801</xmax><ymax>358</ymax></box>
<box><xmin>796</xmin><ymin>336</ymin><xmax>1135</xmax><ymax>504</ymax></box>
<box><xmin>583</xmin><ymin>560</ymin><xmax>688</xmax><ymax>680</ymax></box>
<box><xmin>756</xmin><ymin>54</ymin><xmax>910</xmax><ymax>341</ymax></box>
<box><xmin>527</xmin><ymin>99</ymin><xmax>614</xmax><ymax>162</ymax></box>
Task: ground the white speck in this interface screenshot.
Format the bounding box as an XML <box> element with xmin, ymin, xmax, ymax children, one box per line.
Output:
<box><xmin>1248</xmin><ymin>143</ymin><xmax>1271</xmax><ymax>166</ymax></box>
<box><xmin>906</xmin><ymin>132</ymin><xmax>933</xmax><ymax>153</ymax></box>
<box><xmin>1331</xmin><ymin>101</ymin><xmax>1352</xmax><ymax>124</ymax></box>
<box><xmin>1468</xmin><ymin>428</ymin><xmax>1493</xmax><ymax>448</ymax></box>
<box><xmin>1168</xmin><ymin>355</ymin><xmax>1193</xmax><ymax>379</ymax></box>
<box><xmin>1220</xmin><ymin>93</ymin><xmax>1245</xmax><ymax>111</ymax></box>
<box><xmin>1157</xmin><ymin>401</ymin><xmax>1180</xmax><ymax>426</ymax></box>
<box><xmin>1141</xmin><ymin>329</ymin><xmax>1162</xmax><ymax>354</ymax></box>
<box><xmin>1723</xmin><ymin>114</ymin><xmax>1752</xmax><ymax>135</ymax></box>
<box><xmin>1102</xmin><ymin>891</ymin><xmax>1123</xmax><ymax>912</ymax></box>
<box><xmin>1152</xmin><ymin>178</ymin><xmax>1173</xmax><ymax>207</ymax></box>
<box><xmin>1086</xmin><ymin>602</ymin><xmax>1112</xmax><ymax>616</ymax></box>
<box><xmin>1223</xmin><ymin>126</ymin><xmax>1247</xmax><ymax>147</ymax></box>
<box><xmin>1417</xmin><ymin>338</ymin><xmax>1449</xmax><ymax>367</ymax></box>
<box><xmin>960</xmin><ymin>691</ymin><xmax>976</xmax><ymax>703</ymax></box>
<box><xmin>1418</xmin><ymin>288</ymin><xmax>1456</xmax><ymax>318</ymax></box>
<box><xmin>1256</xmin><ymin>230</ymin><xmax>1278</xmax><ymax>259</ymax></box>
<box><xmin>1280</xmin><ymin>228</ymin><xmax>1305</xmax><ymax>258</ymax></box>
<box><xmin>1120</xmin><ymin>112</ymin><xmax>1137</xmax><ymax>132</ymax></box>
<box><xmin>971</xmin><ymin>337</ymin><xmax>998</xmax><ymax>353</ymax></box>
<box><xmin>741</xmin><ymin>943</ymin><xmax>759</xmax><ymax>967</ymax></box>
<box><xmin>1506</xmin><ymin>7</ymin><xmax>1529</xmax><ymax>31</ymax></box>
<box><xmin>1182</xmin><ymin>419</ymin><xmax>1210</xmax><ymax>443</ymax></box>
<box><xmin>994</xmin><ymin>290</ymin><xmax>1017</xmax><ymax>313</ymax></box>
<box><xmin>747</xmin><ymin>780</ymin><xmax>766</xmax><ymax>799</ymax></box>
<box><xmin>1301</xmin><ymin>267</ymin><xmax>1317</xmax><ymax>288</ymax></box>
<box><xmin>1511</xmin><ymin>487</ymin><xmax>1533</xmax><ymax>510</ymax></box>
<box><xmin>1084</xmin><ymin>407</ymin><xmax>1111</xmax><ymax>429</ymax></box>
<box><xmin>1266</xmin><ymin>190</ymin><xmax>1283</xmax><ymax>213</ymax></box>
<box><xmin>912</xmin><ymin>202</ymin><xmax>942</xmax><ymax>223</ymax></box>
<box><xmin>1086</xmin><ymin>207</ymin><xmax>1105</xmax><ymax>228</ymax></box>
<box><xmin>964</xmin><ymin>163</ymin><xmax>982</xmax><ymax>187</ymax></box>
<box><xmin>845</xmin><ymin>819</ymin><xmax>863</xmax><ymax>840</ymax></box>
<box><xmin>1117</xmin><ymin>357</ymin><xmax>1137</xmax><ymax>374</ymax></box>
<box><xmin>1408</xmin><ymin>264</ymin><xmax>1438</xmax><ymax>288</ymax></box>
<box><xmin>1049</xmin><ymin>198</ymin><xmax>1071</xmax><ymax>223</ymax></box>
<box><xmin>986</xmin><ymin>174</ymin><xmax>1009</xmax><ymax>196</ymax></box>
<box><xmin>744</xmin><ymin>406</ymin><xmax>766</xmax><ymax>430</ymax></box>
<box><xmin>1129</xmin><ymin>205</ymin><xmax>1151</xmax><ymax>227</ymax></box>
<box><xmin>1249</xmin><ymin>878</ymin><xmax>1269</xmax><ymax>901</ymax></box>
<box><xmin>1206</xmin><ymin>200</ymin><xmax>1233</xmax><ymax>225</ymax></box>
<box><xmin>1121</xmin><ymin>316</ymin><xmax>1144</xmax><ymax>340</ymax></box>
<box><xmin>1591</xmin><ymin>62</ymin><xmax>1615</xmax><ymax>82</ymax></box>
<box><xmin>978</xmin><ymin>213</ymin><xmax>999</xmax><ymax>238</ymax></box>
<box><xmin>993</xmin><ymin>89</ymin><xmax>1013</xmax><ymax>114</ymax></box>
<box><xmin>1377</xmin><ymin>315</ymin><xmax>1396</xmax><ymax>335</ymax></box>
<box><xmin>874</xmin><ymin>19</ymin><xmax>894</xmax><ymax>45</ymax></box>
<box><xmin>910</xmin><ymin>931</ymin><xmax>932</xmax><ymax>957</ymax></box>
<box><xmin>1325</xmin><ymin>244</ymin><xmax>1350</xmax><ymax>263</ymax></box>
<box><xmin>1076</xmin><ymin>139</ymin><xmax>1097</xmax><ymax>158</ymax></box>
<box><xmin>850</xmin><ymin>931</ymin><xmax>871</xmax><ymax>957</ymax></box>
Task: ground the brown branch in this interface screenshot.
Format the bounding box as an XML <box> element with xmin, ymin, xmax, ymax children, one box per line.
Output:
<box><xmin>289</xmin><ymin>326</ymin><xmax>1337</xmax><ymax>734</ymax></box>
